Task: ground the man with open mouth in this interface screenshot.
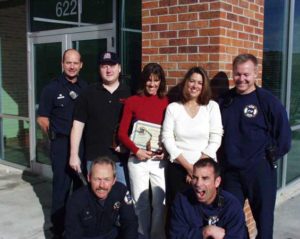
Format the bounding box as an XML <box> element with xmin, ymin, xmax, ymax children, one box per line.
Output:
<box><xmin>169</xmin><ymin>158</ymin><xmax>246</xmax><ymax>239</ymax></box>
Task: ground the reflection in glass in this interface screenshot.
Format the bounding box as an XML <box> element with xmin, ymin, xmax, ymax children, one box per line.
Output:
<box><xmin>82</xmin><ymin>1</ymin><xmax>112</xmax><ymax>25</ymax></box>
<box><xmin>262</xmin><ymin>0</ymin><xmax>287</xmax><ymax>99</ymax></box>
<box><xmin>286</xmin><ymin>0</ymin><xmax>300</xmax><ymax>184</ymax></box>
<box><xmin>263</xmin><ymin>0</ymin><xmax>288</xmax><ymax>188</ymax></box>
<box><xmin>1</xmin><ymin>118</ymin><xmax>30</xmax><ymax>167</ymax></box>
<box><xmin>120</xmin><ymin>0</ymin><xmax>142</xmax><ymax>93</ymax></box>
<box><xmin>286</xmin><ymin>130</ymin><xmax>300</xmax><ymax>183</ymax></box>
<box><xmin>124</xmin><ymin>0</ymin><xmax>141</xmax><ymax>29</ymax></box>
<box><xmin>72</xmin><ymin>39</ymin><xmax>107</xmax><ymax>85</ymax></box>
<box><xmin>121</xmin><ymin>31</ymin><xmax>141</xmax><ymax>93</ymax></box>
<box><xmin>35</xmin><ymin>43</ymin><xmax>61</xmax><ymax>102</ymax></box>
<box><xmin>35</xmin><ymin>42</ymin><xmax>61</xmax><ymax>165</ymax></box>
<box><xmin>36</xmin><ymin>127</ymin><xmax>51</xmax><ymax>165</ymax></box>
<box><xmin>289</xmin><ymin>0</ymin><xmax>300</xmax><ymax>126</ymax></box>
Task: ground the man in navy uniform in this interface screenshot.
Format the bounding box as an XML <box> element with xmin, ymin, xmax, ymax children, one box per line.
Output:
<box><xmin>37</xmin><ymin>49</ymin><xmax>87</xmax><ymax>238</ymax></box>
<box><xmin>69</xmin><ymin>51</ymin><xmax>131</xmax><ymax>185</ymax></box>
<box><xmin>169</xmin><ymin>158</ymin><xmax>246</xmax><ymax>239</ymax></box>
<box><xmin>218</xmin><ymin>53</ymin><xmax>292</xmax><ymax>238</ymax></box>
<box><xmin>65</xmin><ymin>156</ymin><xmax>138</xmax><ymax>239</ymax></box>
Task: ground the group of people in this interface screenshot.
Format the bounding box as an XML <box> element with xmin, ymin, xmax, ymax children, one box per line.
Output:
<box><xmin>37</xmin><ymin>49</ymin><xmax>291</xmax><ymax>239</ymax></box>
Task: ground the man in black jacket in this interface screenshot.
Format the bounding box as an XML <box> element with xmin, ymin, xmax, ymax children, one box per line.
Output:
<box><xmin>65</xmin><ymin>156</ymin><xmax>138</xmax><ymax>239</ymax></box>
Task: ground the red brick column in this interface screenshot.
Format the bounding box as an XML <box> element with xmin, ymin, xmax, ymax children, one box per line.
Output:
<box><xmin>142</xmin><ymin>1</ymin><xmax>264</xmax><ymax>237</ymax></box>
<box><xmin>142</xmin><ymin>0</ymin><xmax>264</xmax><ymax>88</ymax></box>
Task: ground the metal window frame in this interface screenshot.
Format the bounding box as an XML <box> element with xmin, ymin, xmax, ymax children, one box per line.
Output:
<box><xmin>281</xmin><ymin>0</ymin><xmax>295</xmax><ymax>188</ymax></box>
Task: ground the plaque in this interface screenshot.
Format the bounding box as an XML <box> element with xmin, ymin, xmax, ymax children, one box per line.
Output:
<box><xmin>130</xmin><ymin>120</ymin><xmax>162</xmax><ymax>152</ymax></box>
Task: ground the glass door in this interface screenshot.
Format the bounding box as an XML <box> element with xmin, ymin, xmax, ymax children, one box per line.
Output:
<box><xmin>70</xmin><ymin>30</ymin><xmax>115</xmax><ymax>84</ymax></box>
<box><xmin>28</xmin><ymin>27</ymin><xmax>114</xmax><ymax>176</ymax></box>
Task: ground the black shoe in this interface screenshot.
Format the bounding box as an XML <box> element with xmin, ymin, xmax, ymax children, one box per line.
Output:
<box><xmin>52</xmin><ymin>234</ymin><xmax>64</xmax><ymax>239</ymax></box>
<box><xmin>50</xmin><ymin>226</ymin><xmax>64</xmax><ymax>239</ymax></box>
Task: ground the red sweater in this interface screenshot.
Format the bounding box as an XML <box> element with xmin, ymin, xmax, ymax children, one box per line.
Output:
<box><xmin>118</xmin><ymin>94</ymin><xmax>169</xmax><ymax>154</ymax></box>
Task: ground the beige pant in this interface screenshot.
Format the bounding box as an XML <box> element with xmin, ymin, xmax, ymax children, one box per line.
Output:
<box><xmin>128</xmin><ymin>156</ymin><xmax>167</xmax><ymax>239</ymax></box>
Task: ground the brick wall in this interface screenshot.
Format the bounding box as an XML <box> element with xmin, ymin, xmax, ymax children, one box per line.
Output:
<box><xmin>142</xmin><ymin>0</ymin><xmax>264</xmax><ymax>91</ymax></box>
<box><xmin>142</xmin><ymin>0</ymin><xmax>264</xmax><ymax>237</ymax></box>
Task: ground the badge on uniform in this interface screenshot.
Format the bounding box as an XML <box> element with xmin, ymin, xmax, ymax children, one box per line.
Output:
<box><xmin>124</xmin><ymin>191</ymin><xmax>134</xmax><ymax>205</ymax></box>
<box><xmin>83</xmin><ymin>209</ymin><xmax>93</xmax><ymax>221</ymax></box>
<box><xmin>244</xmin><ymin>104</ymin><xmax>258</xmax><ymax>118</ymax></box>
<box><xmin>208</xmin><ymin>215</ymin><xmax>219</xmax><ymax>226</ymax></box>
<box><xmin>113</xmin><ymin>201</ymin><xmax>121</xmax><ymax>210</ymax></box>
<box><xmin>57</xmin><ymin>93</ymin><xmax>65</xmax><ymax>99</ymax></box>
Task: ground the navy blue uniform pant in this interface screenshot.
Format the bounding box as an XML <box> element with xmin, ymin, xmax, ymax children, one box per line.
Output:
<box><xmin>50</xmin><ymin>136</ymin><xmax>83</xmax><ymax>234</ymax></box>
<box><xmin>222</xmin><ymin>158</ymin><xmax>277</xmax><ymax>239</ymax></box>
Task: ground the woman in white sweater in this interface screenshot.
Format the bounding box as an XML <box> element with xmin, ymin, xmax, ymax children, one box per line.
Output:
<box><xmin>162</xmin><ymin>66</ymin><xmax>223</xmax><ymax>203</ymax></box>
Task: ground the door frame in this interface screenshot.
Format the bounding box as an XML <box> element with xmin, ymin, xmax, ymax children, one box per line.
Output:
<box><xmin>27</xmin><ymin>24</ymin><xmax>116</xmax><ymax>177</ymax></box>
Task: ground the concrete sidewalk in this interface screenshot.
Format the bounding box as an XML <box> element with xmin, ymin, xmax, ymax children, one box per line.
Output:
<box><xmin>0</xmin><ymin>163</ymin><xmax>299</xmax><ymax>239</ymax></box>
<box><xmin>0</xmin><ymin>164</ymin><xmax>52</xmax><ymax>239</ymax></box>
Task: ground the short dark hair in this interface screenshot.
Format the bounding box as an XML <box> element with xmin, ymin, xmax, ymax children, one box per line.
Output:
<box><xmin>137</xmin><ymin>63</ymin><xmax>166</xmax><ymax>98</ymax></box>
<box><xmin>90</xmin><ymin>156</ymin><xmax>116</xmax><ymax>178</ymax></box>
<box><xmin>179</xmin><ymin>66</ymin><xmax>211</xmax><ymax>105</ymax></box>
<box><xmin>193</xmin><ymin>158</ymin><xmax>221</xmax><ymax>178</ymax></box>
<box><xmin>233</xmin><ymin>53</ymin><xmax>258</xmax><ymax>70</ymax></box>
<box><xmin>62</xmin><ymin>48</ymin><xmax>81</xmax><ymax>62</ymax></box>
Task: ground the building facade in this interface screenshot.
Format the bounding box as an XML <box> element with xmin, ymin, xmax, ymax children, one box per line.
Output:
<box><xmin>0</xmin><ymin>0</ymin><xmax>299</xmax><ymax>236</ymax></box>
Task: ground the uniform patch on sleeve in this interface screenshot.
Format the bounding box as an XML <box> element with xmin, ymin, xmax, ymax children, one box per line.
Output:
<box><xmin>123</xmin><ymin>190</ymin><xmax>134</xmax><ymax>205</ymax></box>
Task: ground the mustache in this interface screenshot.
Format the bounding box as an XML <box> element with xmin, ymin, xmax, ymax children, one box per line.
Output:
<box><xmin>96</xmin><ymin>187</ymin><xmax>108</xmax><ymax>192</ymax></box>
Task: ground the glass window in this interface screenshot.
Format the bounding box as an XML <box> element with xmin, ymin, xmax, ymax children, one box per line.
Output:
<box><xmin>0</xmin><ymin>27</ymin><xmax>28</xmax><ymax>117</ymax></box>
<box><xmin>120</xmin><ymin>0</ymin><xmax>141</xmax><ymax>92</ymax></box>
<box><xmin>289</xmin><ymin>0</ymin><xmax>300</xmax><ymax>126</ymax></box>
<box><xmin>262</xmin><ymin>0</ymin><xmax>287</xmax><ymax>99</ymax></box>
<box><xmin>72</xmin><ymin>38</ymin><xmax>107</xmax><ymax>85</ymax></box>
<box><xmin>1</xmin><ymin>118</ymin><xmax>30</xmax><ymax>167</ymax></box>
<box><xmin>29</xmin><ymin>0</ymin><xmax>113</xmax><ymax>32</ymax></box>
<box><xmin>121</xmin><ymin>31</ymin><xmax>141</xmax><ymax>92</ymax></box>
<box><xmin>35</xmin><ymin>43</ymin><xmax>62</xmax><ymax>102</ymax></box>
<box><xmin>286</xmin><ymin>0</ymin><xmax>300</xmax><ymax>183</ymax></box>
<box><xmin>0</xmin><ymin>3</ymin><xmax>29</xmax><ymax>167</ymax></box>
<box><xmin>286</xmin><ymin>130</ymin><xmax>300</xmax><ymax>183</ymax></box>
<box><xmin>82</xmin><ymin>1</ymin><xmax>112</xmax><ymax>25</ymax></box>
<box><xmin>124</xmin><ymin>0</ymin><xmax>141</xmax><ymax>29</ymax></box>
<box><xmin>34</xmin><ymin>42</ymin><xmax>62</xmax><ymax>165</ymax></box>
<box><xmin>263</xmin><ymin>0</ymin><xmax>287</xmax><ymax>188</ymax></box>
<box><xmin>263</xmin><ymin>0</ymin><xmax>300</xmax><ymax>186</ymax></box>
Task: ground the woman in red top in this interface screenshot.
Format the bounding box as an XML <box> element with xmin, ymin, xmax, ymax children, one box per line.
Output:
<box><xmin>118</xmin><ymin>63</ymin><xmax>168</xmax><ymax>239</ymax></box>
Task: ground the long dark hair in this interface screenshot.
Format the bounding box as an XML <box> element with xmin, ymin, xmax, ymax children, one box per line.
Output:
<box><xmin>137</xmin><ymin>63</ymin><xmax>166</xmax><ymax>98</ymax></box>
<box><xmin>179</xmin><ymin>66</ymin><xmax>211</xmax><ymax>105</ymax></box>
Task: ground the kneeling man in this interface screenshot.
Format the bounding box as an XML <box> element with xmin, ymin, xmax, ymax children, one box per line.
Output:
<box><xmin>65</xmin><ymin>156</ymin><xmax>138</xmax><ymax>239</ymax></box>
<box><xmin>169</xmin><ymin>158</ymin><xmax>246</xmax><ymax>239</ymax></box>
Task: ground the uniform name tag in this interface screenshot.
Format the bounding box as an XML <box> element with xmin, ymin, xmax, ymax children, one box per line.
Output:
<box><xmin>57</xmin><ymin>94</ymin><xmax>65</xmax><ymax>99</ymax></box>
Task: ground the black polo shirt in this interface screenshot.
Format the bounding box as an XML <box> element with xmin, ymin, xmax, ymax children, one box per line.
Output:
<box><xmin>74</xmin><ymin>82</ymin><xmax>130</xmax><ymax>162</ymax></box>
<box><xmin>38</xmin><ymin>74</ymin><xmax>88</xmax><ymax>135</ymax></box>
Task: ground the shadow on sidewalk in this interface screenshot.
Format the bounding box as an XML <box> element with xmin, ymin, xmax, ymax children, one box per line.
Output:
<box><xmin>21</xmin><ymin>170</ymin><xmax>52</xmax><ymax>239</ymax></box>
